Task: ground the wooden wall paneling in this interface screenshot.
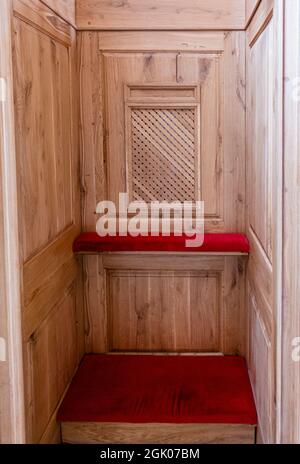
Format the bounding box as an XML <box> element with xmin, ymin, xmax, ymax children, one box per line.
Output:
<box><xmin>79</xmin><ymin>32</ymin><xmax>105</xmax><ymax>232</ymax></box>
<box><xmin>12</xmin><ymin>0</ymin><xmax>83</xmax><ymax>443</ymax></box>
<box><xmin>0</xmin><ymin>0</ymin><xmax>26</xmax><ymax>444</ymax></box>
<box><xmin>25</xmin><ymin>287</ymin><xmax>78</xmax><ymax>443</ymax></box>
<box><xmin>12</xmin><ymin>13</ymin><xmax>74</xmax><ymax>261</ymax></box>
<box><xmin>79</xmin><ymin>31</ymin><xmax>245</xmax><ymax>232</ymax></box>
<box><xmin>176</xmin><ymin>54</ymin><xmax>222</xmax><ymax>223</ymax></box>
<box><xmin>40</xmin><ymin>0</ymin><xmax>76</xmax><ymax>26</ymax></box>
<box><xmin>83</xmin><ymin>255</ymin><xmax>108</xmax><ymax>353</ymax></box>
<box><xmin>223</xmin><ymin>31</ymin><xmax>246</xmax><ymax>232</ymax></box>
<box><xmin>96</xmin><ymin>33</ymin><xmax>245</xmax><ymax>232</ymax></box>
<box><xmin>248</xmin><ymin>286</ymin><xmax>273</xmax><ymax>443</ymax></box>
<box><xmin>86</xmin><ymin>254</ymin><xmax>246</xmax><ymax>355</ymax></box>
<box><xmin>108</xmin><ymin>270</ymin><xmax>220</xmax><ymax>353</ymax></box>
<box><xmin>272</xmin><ymin>0</ymin><xmax>284</xmax><ymax>444</ymax></box>
<box><xmin>79</xmin><ymin>31</ymin><xmax>247</xmax><ymax>355</ymax></box>
<box><xmin>248</xmin><ymin>16</ymin><xmax>274</xmax><ymax>261</ymax></box>
<box><xmin>76</xmin><ymin>0</ymin><xmax>246</xmax><ymax>31</ymax></box>
<box><xmin>223</xmin><ymin>257</ymin><xmax>246</xmax><ymax>355</ymax></box>
<box><xmin>280</xmin><ymin>0</ymin><xmax>300</xmax><ymax>444</ymax></box>
<box><xmin>98</xmin><ymin>31</ymin><xmax>226</xmax><ymax>53</ymax></box>
<box><xmin>246</xmin><ymin>0</ymin><xmax>276</xmax><ymax>444</ymax></box>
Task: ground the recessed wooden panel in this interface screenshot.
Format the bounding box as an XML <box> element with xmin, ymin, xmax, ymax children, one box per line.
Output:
<box><xmin>80</xmin><ymin>31</ymin><xmax>245</xmax><ymax>233</ymax></box>
<box><xmin>108</xmin><ymin>271</ymin><xmax>220</xmax><ymax>352</ymax></box>
<box><xmin>13</xmin><ymin>19</ymin><xmax>74</xmax><ymax>262</ymax></box>
<box><xmin>246</xmin><ymin>3</ymin><xmax>276</xmax><ymax>444</ymax></box>
<box><xmin>248</xmin><ymin>18</ymin><xmax>273</xmax><ymax>261</ymax></box>
<box><xmin>76</xmin><ymin>0</ymin><xmax>246</xmax><ymax>31</ymax></box>
<box><xmin>248</xmin><ymin>289</ymin><xmax>272</xmax><ymax>444</ymax></box>
<box><xmin>104</xmin><ymin>52</ymin><xmax>222</xmax><ymax>222</ymax></box>
<box><xmin>26</xmin><ymin>289</ymin><xmax>78</xmax><ymax>443</ymax></box>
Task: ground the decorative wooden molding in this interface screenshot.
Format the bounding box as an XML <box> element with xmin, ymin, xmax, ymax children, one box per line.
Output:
<box><xmin>98</xmin><ymin>31</ymin><xmax>226</xmax><ymax>53</ymax></box>
<box><xmin>245</xmin><ymin>0</ymin><xmax>261</xmax><ymax>27</ymax></box>
<box><xmin>247</xmin><ymin>0</ymin><xmax>274</xmax><ymax>47</ymax></box>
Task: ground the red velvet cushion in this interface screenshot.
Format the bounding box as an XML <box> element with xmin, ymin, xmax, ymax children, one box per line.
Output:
<box><xmin>57</xmin><ymin>355</ymin><xmax>257</xmax><ymax>425</ymax></box>
<box><xmin>73</xmin><ymin>233</ymin><xmax>250</xmax><ymax>254</ymax></box>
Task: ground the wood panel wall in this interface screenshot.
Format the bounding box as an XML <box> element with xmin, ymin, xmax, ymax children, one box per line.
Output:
<box><xmin>11</xmin><ymin>0</ymin><xmax>84</xmax><ymax>443</ymax></box>
<box><xmin>246</xmin><ymin>0</ymin><xmax>277</xmax><ymax>444</ymax></box>
<box><xmin>0</xmin><ymin>0</ymin><xmax>26</xmax><ymax>444</ymax></box>
<box><xmin>280</xmin><ymin>0</ymin><xmax>300</xmax><ymax>445</ymax></box>
<box><xmin>79</xmin><ymin>31</ymin><xmax>246</xmax><ymax>355</ymax></box>
<box><xmin>76</xmin><ymin>0</ymin><xmax>246</xmax><ymax>31</ymax></box>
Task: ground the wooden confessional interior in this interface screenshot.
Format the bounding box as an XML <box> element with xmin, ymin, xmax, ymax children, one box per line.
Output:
<box><xmin>1</xmin><ymin>0</ymin><xmax>294</xmax><ymax>444</ymax></box>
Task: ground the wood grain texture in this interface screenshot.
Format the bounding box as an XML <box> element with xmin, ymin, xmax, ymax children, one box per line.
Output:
<box><xmin>76</xmin><ymin>0</ymin><xmax>246</xmax><ymax>31</ymax></box>
<box><xmin>40</xmin><ymin>0</ymin><xmax>76</xmax><ymax>26</ymax></box>
<box><xmin>79</xmin><ymin>32</ymin><xmax>245</xmax><ymax>233</ymax></box>
<box><xmin>85</xmin><ymin>255</ymin><xmax>246</xmax><ymax>356</ymax></box>
<box><xmin>247</xmin><ymin>285</ymin><xmax>273</xmax><ymax>443</ymax></box>
<box><xmin>0</xmin><ymin>0</ymin><xmax>26</xmax><ymax>444</ymax></box>
<box><xmin>79</xmin><ymin>31</ymin><xmax>247</xmax><ymax>356</ymax></box>
<box><xmin>13</xmin><ymin>17</ymin><xmax>74</xmax><ymax>262</ymax></box>
<box><xmin>61</xmin><ymin>422</ymin><xmax>256</xmax><ymax>444</ymax></box>
<box><xmin>280</xmin><ymin>0</ymin><xmax>300</xmax><ymax>444</ymax></box>
<box><xmin>12</xmin><ymin>0</ymin><xmax>83</xmax><ymax>443</ymax></box>
<box><xmin>108</xmin><ymin>271</ymin><xmax>220</xmax><ymax>352</ymax></box>
<box><xmin>13</xmin><ymin>0</ymin><xmax>72</xmax><ymax>45</ymax></box>
<box><xmin>25</xmin><ymin>288</ymin><xmax>78</xmax><ymax>443</ymax></box>
<box><xmin>98</xmin><ymin>31</ymin><xmax>225</xmax><ymax>52</ymax></box>
<box><xmin>246</xmin><ymin>0</ymin><xmax>276</xmax><ymax>444</ymax></box>
<box><xmin>247</xmin><ymin>0</ymin><xmax>274</xmax><ymax>47</ymax></box>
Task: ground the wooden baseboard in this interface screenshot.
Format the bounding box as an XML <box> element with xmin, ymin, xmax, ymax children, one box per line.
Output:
<box><xmin>61</xmin><ymin>422</ymin><xmax>256</xmax><ymax>444</ymax></box>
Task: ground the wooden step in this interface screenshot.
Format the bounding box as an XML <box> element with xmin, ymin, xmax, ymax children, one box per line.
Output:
<box><xmin>58</xmin><ymin>354</ymin><xmax>257</xmax><ymax>444</ymax></box>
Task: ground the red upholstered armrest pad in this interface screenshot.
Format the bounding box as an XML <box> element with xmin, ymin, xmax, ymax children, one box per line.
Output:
<box><xmin>73</xmin><ymin>233</ymin><xmax>250</xmax><ymax>254</ymax></box>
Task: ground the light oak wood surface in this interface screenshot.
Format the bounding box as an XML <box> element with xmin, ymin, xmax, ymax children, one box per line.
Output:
<box><xmin>61</xmin><ymin>422</ymin><xmax>256</xmax><ymax>444</ymax></box>
<box><xmin>11</xmin><ymin>0</ymin><xmax>84</xmax><ymax>443</ymax></box>
<box><xmin>246</xmin><ymin>0</ymin><xmax>276</xmax><ymax>444</ymax></box>
<box><xmin>280</xmin><ymin>0</ymin><xmax>300</xmax><ymax>444</ymax></box>
<box><xmin>76</xmin><ymin>0</ymin><xmax>246</xmax><ymax>31</ymax></box>
<box><xmin>0</xmin><ymin>0</ymin><xmax>26</xmax><ymax>444</ymax></box>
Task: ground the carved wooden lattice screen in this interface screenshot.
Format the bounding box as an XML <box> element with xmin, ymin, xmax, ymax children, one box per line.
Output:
<box><xmin>125</xmin><ymin>85</ymin><xmax>201</xmax><ymax>204</ymax></box>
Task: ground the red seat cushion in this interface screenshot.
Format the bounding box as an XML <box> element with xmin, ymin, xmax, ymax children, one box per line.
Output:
<box><xmin>73</xmin><ymin>233</ymin><xmax>250</xmax><ymax>254</ymax></box>
<box><xmin>57</xmin><ymin>355</ymin><xmax>257</xmax><ymax>425</ymax></box>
